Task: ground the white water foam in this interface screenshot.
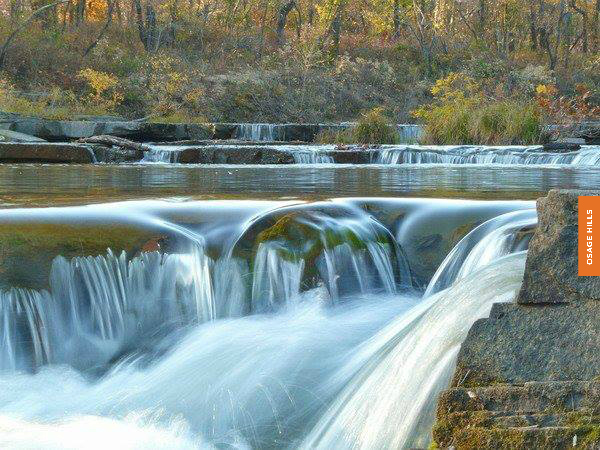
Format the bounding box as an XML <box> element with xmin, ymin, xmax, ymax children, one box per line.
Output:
<box><xmin>375</xmin><ymin>145</ymin><xmax>600</xmax><ymax>165</ymax></box>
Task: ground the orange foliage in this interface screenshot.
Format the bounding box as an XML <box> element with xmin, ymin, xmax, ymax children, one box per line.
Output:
<box><xmin>536</xmin><ymin>84</ymin><xmax>600</xmax><ymax>126</ymax></box>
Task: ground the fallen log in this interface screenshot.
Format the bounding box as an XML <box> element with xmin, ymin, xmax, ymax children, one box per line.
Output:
<box><xmin>77</xmin><ymin>135</ymin><xmax>151</xmax><ymax>152</ymax></box>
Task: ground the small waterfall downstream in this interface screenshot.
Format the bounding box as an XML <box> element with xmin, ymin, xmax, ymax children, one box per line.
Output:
<box><xmin>292</xmin><ymin>151</ymin><xmax>334</xmax><ymax>164</ymax></box>
<box><xmin>141</xmin><ymin>146</ymin><xmax>179</xmax><ymax>163</ymax></box>
<box><xmin>234</xmin><ymin>123</ymin><xmax>279</xmax><ymax>141</ymax></box>
<box><xmin>0</xmin><ymin>198</ymin><xmax>535</xmax><ymax>449</ymax></box>
<box><xmin>375</xmin><ymin>145</ymin><xmax>600</xmax><ymax>165</ymax></box>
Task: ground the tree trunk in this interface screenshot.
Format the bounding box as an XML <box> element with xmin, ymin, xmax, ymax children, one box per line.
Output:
<box><xmin>83</xmin><ymin>0</ymin><xmax>115</xmax><ymax>57</ymax></box>
<box><xmin>9</xmin><ymin>0</ymin><xmax>22</xmax><ymax>22</ymax></box>
<box><xmin>594</xmin><ymin>0</ymin><xmax>600</xmax><ymax>51</ymax></box>
<box><xmin>134</xmin><ymin>0</ymin><xmax>159</xmax><ymax>51</ymax></box>
<box><xmin>75</xmin><ymin>0</ymin><xmax>86</xmax><ymax>25</ymax></box>
<box><xmin>539</xmin><ymin>28</ymin><xmax>556</xmax><ymax>69</ymax></box>
<box><xmin>478</xmin><ymin>0</ymin><xmax>486</xmax><ymax>35</ymax></box>
<box><xmin>530</xmin><ymin>1</ymin><xmax>538</xmax><ymax>50</ymax></box>
<box><xmin>276</xmin><ymin>0</ymin><xmax>296</xmax><ymax>46</ymax></box>
<box><xmin>569</xmin><ymin>0</ymin><xmax>588</xmax><ymax>52</ymax></box>
<box><xmin>393</xmin><ymin>0</ymin><xmax>401</xmax><ymax>37</ymax></box>
<box><xmin>331</xmin><ymin>9</ymin><xmax>341</xmax><ymax>58</ymax></box>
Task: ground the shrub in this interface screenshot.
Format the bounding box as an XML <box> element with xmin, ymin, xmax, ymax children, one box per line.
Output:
<box><xmin>78</xmin><ymin>68</ymin><xmax>124</xmax><ymax>114</ymax></box>
<box><xmin>314</xmin><ymin>128</ymin><xmax>354</xmax><ymax>144</ymax></box>
<box><xmin>352</xmin><ymin>107</ymin><xmax>399</xmax><ymax>144</ymax></box>
<box><xmin>471</xmin><ymin>101</ymin><xmax>542</xmax><ymax>145</ymax></box>
<box><xmin>414</xmin><ymin>73</ymin><xmax>544</xmax><ymax>145</ymax></box>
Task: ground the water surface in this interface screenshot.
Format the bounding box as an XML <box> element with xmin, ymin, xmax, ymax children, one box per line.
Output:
<box><xmin>0</xmin><ymin>163</ymin><xmax>596</xmax><ymax>206</ymax></box>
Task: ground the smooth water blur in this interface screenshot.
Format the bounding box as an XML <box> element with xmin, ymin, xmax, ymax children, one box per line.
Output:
<box><xmin>0</xmin><ymin>192</ymin><xmax>535</xmax><ymax>448</ymax></box>
<box><xmin>0</xmin><ymin>153</ymin><xmax>560</xmax><ymax>449</ymax></box>
<box><xmin>302</xmin><ymin>252</ymin><xmax>526</xmax><ymax>449</ymax></box>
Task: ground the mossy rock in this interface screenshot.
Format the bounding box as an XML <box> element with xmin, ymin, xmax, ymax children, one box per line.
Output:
<box><xmin>0</xmin><ymin>222</ymin><xmax>169</xmax><ymax>290</ymax></box>
<box><xmin>232</xmin><ymin>203</ymin><xmax>402</xmax><ymax>292</ymax></box>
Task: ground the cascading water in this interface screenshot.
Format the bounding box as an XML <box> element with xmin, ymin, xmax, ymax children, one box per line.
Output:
<box><xmin>301</xmin><ymin>251</ymin><xmax>526</xmax><ymax>449</ymax></box>
<box><xmin>375</xmin><ymin>145</ymin><xmax>600</xmax><ymax>165</ymax></box>
<box><xmin>0</xmin><ymin>246</ymin><xmax>248</xmax><ymax>372</ymax></box>
<box><xmin>141</xmin><ymin>146</ymin><xmax>179</xmax><ymax>163</ymax></box>
<box><xmin>396</xmin><ymin>124</ymin><xmax>423</xmax><ymax>143</ymax></box>
<box><xmin>234</xmin><ymin>123</ymin><xmax>279</xmax><ymax>141</ymax></box>
<box><xmin>292</xmin><ymin>151</ymin><xmax>334</xmax><ymax>164</ymax></box>
<box><xmin>424</xmin><ymin>208</ymin><xmax>536</xmax><ymax>297</ymax></box>
<box><xmin>0</xmin><ymin>198</ymin><xmax>535</xmax><ymax>449</ymax></box>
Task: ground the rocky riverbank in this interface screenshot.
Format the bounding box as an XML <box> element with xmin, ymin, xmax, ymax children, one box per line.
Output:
<box><xmin>431</xmin><ymin>189</ymin><xmax>600</xmax><ymax>449</ymax></box>
<box><xmin>0</xmin><ymin>114</ymin><xmax>423</xmax><ymax>143</ymax></box>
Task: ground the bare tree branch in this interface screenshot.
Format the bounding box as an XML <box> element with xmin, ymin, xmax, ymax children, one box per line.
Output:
<box><xmin>0</xmin><ymin>0</ymin><xmax>70</xmax><ymax>69</ymax></box>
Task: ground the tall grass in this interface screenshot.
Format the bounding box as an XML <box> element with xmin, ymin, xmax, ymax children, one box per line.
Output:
<box><xmin>352</xmin><ymin>108</ymin><xmax>400</xmax><ymax>144</ymax></box>
<box><xmin>316</xmin><ymin>107</ymin><xmax>400</xmax><ymax>144</ymax></box>
<box><xmin>419</xmin><ymin>100</ymin><xmax>543</xmax><ymax>145</ymax></box>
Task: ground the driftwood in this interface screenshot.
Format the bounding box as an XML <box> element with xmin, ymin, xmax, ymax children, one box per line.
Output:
<box><xmin>78</xmin><ymin>135</ymin><xmax>150</xmax><ymax>152</ymax></box>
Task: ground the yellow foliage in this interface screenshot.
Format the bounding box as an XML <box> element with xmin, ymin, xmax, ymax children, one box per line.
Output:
<box><xmin>429</xmin><ymin>72</ymin><xmax>478</xmax><ymax>102</ymax></box>
<box><xmin>78</xmin><ymin>68</ymin><xmax>123</xmax><ymax>113</ymax></box>
<box><xmin>414</xmin><ymin>73</ymin><xmax>543</xmax><ymax>145</ymax></box>
<box><xmin>78</xmin><ymin>68</ymin><xmax>118</xmax><ymax>98</ymax></box>
<box><xmin>86</xmin><ymin>0</ymin><xmax>109</xmax><ymax>22</ymax></box>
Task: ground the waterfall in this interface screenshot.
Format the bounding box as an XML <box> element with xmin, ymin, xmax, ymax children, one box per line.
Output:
<box><xmin>292</xmin><ymin>151</ymin><xmax>334</xmax><ymax>164</ymax></box>
<box><xmin>301</xmin><ymin>251</ymin><xmax>526</xmax><ymax>449</ymax></box>
<box><xmin>0</xmin><ymin>246</ymin><xmax>248</xmax><ymax>372</ymax></box>
<box><xmin>141</xmin><ymin>146</ymin><xmax>179</xmax><ymax>163</ymax></box>
<box><xmin>424</xmin><ymin>209</ymin><xmax>536</xmax><ymax>297</ymax></box>
<box><xmin>234</xmin><ymin>123</ymin><xmax>279</xmax><ymax>141</ymax></box>
<box><xmin>0</xmin><ymin>209</ymin><xmax>410</xmax><ymax>372</ymax></box>
<box><xmin>396</xmin><ymin>125</ymin><xmax>423</xmax><ymax>144</ymax></box>
<box><xmin>375</xmin><ymin>145</ymin><xmax>600</xmax><ymax>165</ymax></box>
<box><xmin>251</xmin><ymin>242</ymin><xmax>305</xmax><ymax>312</ymax></box>
<box><xmin>0</xmin><ymin>199</ymin><xmax>535</xmax><ymax>448</ymax></box>
<box><xmin>0</xmin><ymin>253</ymin><xmax>526</xmax><ymax>449</ymax></box>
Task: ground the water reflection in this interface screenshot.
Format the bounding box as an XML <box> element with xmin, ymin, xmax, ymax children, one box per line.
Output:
<box><xmin>0</xmin><ymin>163</ymin><xmax>595</xmax><ymax>206</ymax></box>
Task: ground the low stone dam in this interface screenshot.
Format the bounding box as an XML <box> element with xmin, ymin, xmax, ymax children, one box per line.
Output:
<box><xmin>0</xmin><ymin>116</ymin><xmax>422</xmax><ymax>143</ymax></box>
<box><xmin>2</xmin><ymin>142</ymin><xmax>600</xmax><ymax>166</ymax></box>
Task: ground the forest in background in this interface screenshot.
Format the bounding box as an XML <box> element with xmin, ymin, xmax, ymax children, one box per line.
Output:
<box><xmin>0</xmin><ymin>0</ymin><xmax>599</xmax><ymax>141</ymax></box>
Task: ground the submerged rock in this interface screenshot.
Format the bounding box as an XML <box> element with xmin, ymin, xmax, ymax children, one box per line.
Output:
<box><xmin>432</xmin><ymin>189</ymin><xmax>600</xmax><ymax>449</ymax></box>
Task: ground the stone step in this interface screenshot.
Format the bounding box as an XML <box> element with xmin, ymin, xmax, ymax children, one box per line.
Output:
<box><xmin>435</xmin><ymin>410</ymin><xmax>600</xmax><ymax>433</ymax></box>
<box><xmin>0</xmin><ymin>143</ymin><xmax>95</xmax><ymax>163</ymax></box>
<box><xmin>437</xmin><ymin>382</ymin><xmax>600</xmax><ymax>416</ymax></box>
<box><xmin>445</xmin><ymin>426</ymin><xmax>599</xmax><ymax>450</ymax></box>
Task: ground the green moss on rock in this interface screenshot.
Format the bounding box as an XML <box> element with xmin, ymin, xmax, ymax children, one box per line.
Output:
<box><xmin>0</xmin><ymin>222</ymin><xmax>167</xmax><ymax>289</ymax></box>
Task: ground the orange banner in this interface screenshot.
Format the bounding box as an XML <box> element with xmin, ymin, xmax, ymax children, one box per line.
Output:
<box><xmin>579</xmin><ymin>196</ymin><xmax>600</xmax><ymax>276</ymax></box>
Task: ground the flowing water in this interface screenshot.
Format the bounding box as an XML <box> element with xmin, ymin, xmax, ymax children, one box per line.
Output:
<box><xmin>0</xmin><ymin>192</ymin><xmax>536</xmax><ymax>449</ymax></box>
<box><xmin>231</xmin><ymin>124</ymin><xmax>422</xmax><ymax>143</ymax></box>
<box><xmin>373</xmin><ymin>145</ymin><xmax>600</xmax><ymax>165</ymax></box>
<box><xmin>138</xmin><ymin>144</ymin><xmax>600</xmax><ymax>167</ymax></box>
<box><xmin>1</xmin><ymin>135</ymin><xmax>592</xmax><ymax>449</ymax></box>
